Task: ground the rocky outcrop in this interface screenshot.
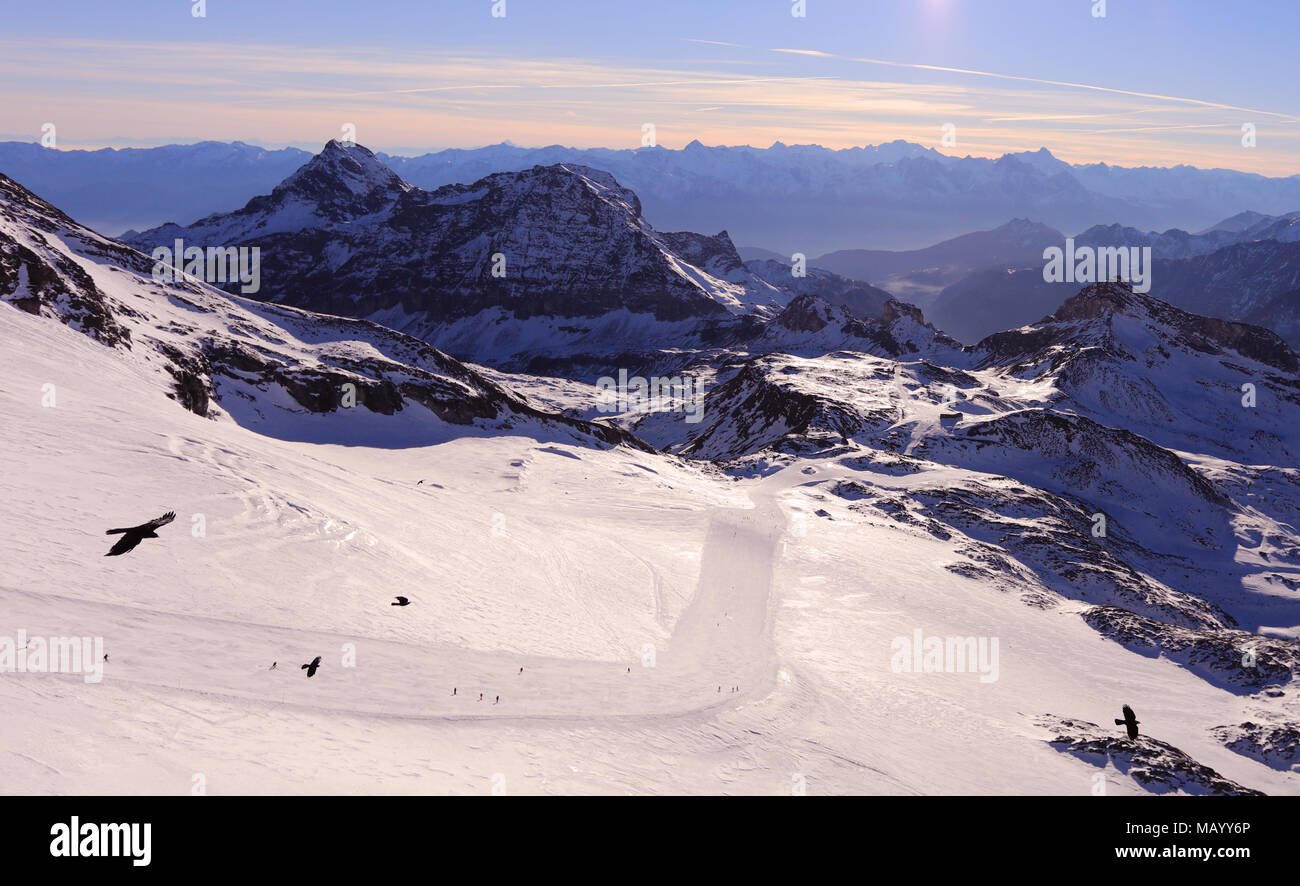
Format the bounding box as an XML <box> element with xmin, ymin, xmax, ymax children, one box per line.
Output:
<box><xmin>1213</xmin><ymin>721</ymin><xmax>1300</xmax><ymax>770</ymax></box>
<box><xmin>1037</xmin><ymin>714</ymin><xmax>1265</xmax><ymax>795</ymax></box>
<box><xmin>1083</xmin><ymin>606</ymin><xmax>1299</xmax><ymax>692</ymax></box>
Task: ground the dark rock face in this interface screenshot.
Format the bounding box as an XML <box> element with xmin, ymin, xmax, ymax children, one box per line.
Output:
<box><xmin>675</xmin><ymin>358</ymin><xmax>878</xmax><ymax>461</ymax></box>
<box><xmin>126</xmin><ymin>151</ymin><xmax>734</xmax><ymax>333</ymax></box>
<box><xmin>771</xmin><ymin>294</ymin><xmax>832</xmax><ymax>333</ymax></box>
<box><xmin>1038</xmin><ymin>714</ymin><xmax>1265</xmax><ymax>795</ymax></box>
<box><xmin>172</xmin><ymin>371</ymin><xmax>210</xmax><ymax>416</ymax></box>
<box><xmin>659</xmin><ymin>229</ymin><xmax>748</xmax><ymax>279</ymax></box>
<box><xmin>0</xmin><ymin>179</ymin><xmax>134</xmax><ymax>349</ymax></box>
<box><xmin>159</xmin><ymin>346</ymin><xmax>212</xmax><ymax>417</ymax></box>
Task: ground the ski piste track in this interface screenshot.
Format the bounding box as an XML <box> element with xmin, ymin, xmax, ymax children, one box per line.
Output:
<box><xmin>5</xmin><ymin>476</ymin><xmax>795</xmax><ymax>722</ymax></box>
<box><xmin>3</xmin><ymin>458</ymin><xmax>919</xmax><ymax>794</ymax></box>
<box><xmin>4</xmin><ymin>422</ymin><xmax>883</xmax><ymax>788</ymax></box>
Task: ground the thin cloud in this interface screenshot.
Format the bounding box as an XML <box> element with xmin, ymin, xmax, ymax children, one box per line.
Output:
<box><xmin>4</xmin><ymin>37</ymin><xmax>1296</xmax><ymax>174</ymax></box>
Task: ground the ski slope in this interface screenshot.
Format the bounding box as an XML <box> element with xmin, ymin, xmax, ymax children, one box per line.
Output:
<box><xmin>3</xmin><ymin>301</ymin><xmax>1295</xmax><ymax>795</ymax></box>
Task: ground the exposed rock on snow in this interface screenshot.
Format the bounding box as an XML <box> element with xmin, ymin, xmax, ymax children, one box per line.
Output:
<box><xmin>1037</xmin><ymin>714</ymin><xmax>1265</xmax><ymax>795</ymax></box>
<box><xmin>1083</xmin><ymin>607</ymin><xmax>1299</xmax><ymax>693</ymax></box>
<box><xmin>1212</xmin><ymin>721</ymin><xmax>1300</xmax><ymax>770</ymax></box>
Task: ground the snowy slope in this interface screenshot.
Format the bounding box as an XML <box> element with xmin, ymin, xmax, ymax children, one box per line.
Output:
<box><xmin>2</xmin><ymin>178</ymin><xmax>1297</xmax><ymax>796</ymax></box>
<box><xmin>5</xmin><ymin>307</ymin><xmax>1295</xmax><ymax>795</ymax></box>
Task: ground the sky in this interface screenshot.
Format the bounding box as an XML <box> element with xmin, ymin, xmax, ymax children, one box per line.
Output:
<box><xmin>2</xmin><ymin>0</ymin><xmax>1298</xmax><ymax>174</ymax></box>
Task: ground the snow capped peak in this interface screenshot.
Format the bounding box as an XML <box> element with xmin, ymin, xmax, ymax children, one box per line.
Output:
<box><xmin>973</xmin><ymin>279</ymin><xmax>1300</xmax><ymax>382</ymax></box>
<box><xmin>128</xmin><ymin>157</ymin><xmax>902</xmax><ymax>367</ymax></box>
<box><xmin>281</xmin><ymin>139</ymin><xmax>411</xmax><ymax>199</ymax></box>
<box><xmin>1050</xmin><ymin>281</ymin><xmax>1299</xmax><ymax>372</ymax></box>
<box><xmin>772</xmin><ymin>292</ymin><xmax>839</xmax><ymax>332</ymax></box>
<box><xmin>122</xmin><ymin>141</ymin><xmax>414</xmax><ymax>243</ymax></box>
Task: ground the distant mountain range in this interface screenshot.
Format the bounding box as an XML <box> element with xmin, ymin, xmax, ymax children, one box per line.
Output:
<box><xmin>753</xmin><ymin>217</ymin><xmax>1064</xmax><ymax>306</ymax></box>
<box><xmin>920</xmin><ymin>213</ymin><xmax>1300</xmax><ymax>345</ymax></box>
<box><xmin>739</xmin><ymin>211</ymin><xmax>1300</xmax><ymax>347</ymax></box>
<box><xmin>5</xmin><ymin>138</ymin><xmax>1300</xmax><ymax>251</ymax></box>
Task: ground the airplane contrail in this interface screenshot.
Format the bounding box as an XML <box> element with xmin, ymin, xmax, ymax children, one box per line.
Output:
<box><xmin>767</xmin><ymin>48</ymin><xmax>1300</xmax><ymax>122</ymax></box>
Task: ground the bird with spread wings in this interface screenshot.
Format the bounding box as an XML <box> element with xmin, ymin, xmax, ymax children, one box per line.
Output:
<box><xmin>104</xmin><ymin>511</ymin><xmax>176</xmax><ymax>556</ymax></box>
<box><xmin>1114</xmin><ymin>704</ymin><xmax>1141</xmax><ymax>740</ymax></box>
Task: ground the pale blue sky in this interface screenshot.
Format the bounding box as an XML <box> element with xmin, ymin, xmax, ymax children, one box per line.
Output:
<box><xmin>3</xmin><ymin>0</ymin><xmax>1297</xmax><ymax>172</ymax></box>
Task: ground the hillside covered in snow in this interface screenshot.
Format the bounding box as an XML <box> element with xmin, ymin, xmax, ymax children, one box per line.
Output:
<box><xmin>2</xmin><ymin>160</ymin><xmax>1298</xmax><ymax>796</ymax></box>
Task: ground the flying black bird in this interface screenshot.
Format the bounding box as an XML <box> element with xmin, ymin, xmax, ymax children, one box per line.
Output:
<box><xmin>392</xmin><ymin>596</ymin><xmax>410</xmax><ymax>606</ymax></box>
<box><xmin>104</xmin><ymin>511</ymin><xmax>176</xmax><ymax>556</ymax></box>
<box><xmin>1114</xmin><ymin>704</ymin><xmax>1141</xmax><ymax>739</ymax></box>
<box><xmin>301</xmin><ymin>656</ymin><xmax>322</xmax><ymax>678</ymax></box>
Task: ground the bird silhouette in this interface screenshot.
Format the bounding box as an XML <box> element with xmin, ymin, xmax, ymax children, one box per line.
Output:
<box><xmin>104</xmin><ymin>511</ymin><xmax>176</xmax><ymax>556</ymax></box>
<box><xmin>1115</xmin><ymin>704</ymin><xmax>1141</xmax><ymax>739</ymax></box>
<box><xmin>301</xmin><ymin>656</ymin><xmax>322</xmax><ymax>678</ymax></box>
<box><xmin>391</xmin><ymin>596</ymin><xmax>410</xmax><ymax>606</ymax></box>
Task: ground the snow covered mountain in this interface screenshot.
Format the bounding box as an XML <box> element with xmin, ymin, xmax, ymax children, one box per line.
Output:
<box><xmin>122</xmin><ymin>141</ymin><xmax>914</xmax><ymax>373</ymax></box>
<box><xmin>0</xmin><ymin>170</ymin><xmax>641</xmax><ymax>450</ymax></box>
<box><xmin>3</xmin><ymin>163</ymin><xmax>1298</xmax><ymax>796</ymax></box>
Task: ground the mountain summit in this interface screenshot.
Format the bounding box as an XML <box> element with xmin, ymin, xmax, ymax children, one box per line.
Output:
<box><xmin>123</xmin><ymin>142</ymin><xmax>908</xmax><ymax>369</ymax></box>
